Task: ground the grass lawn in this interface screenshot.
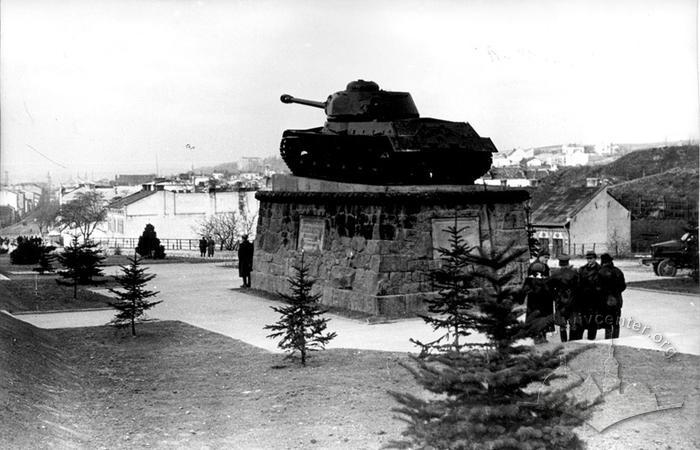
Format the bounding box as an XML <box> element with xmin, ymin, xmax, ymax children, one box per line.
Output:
<box><xmin>627</xmin><ymin>276</ymin><xmax>699</xmax><ymax>295</ymax></box>
<box><xmin>2</xmin><ymin>316</ymin><xmax>416</xmax><ymax>449</ymax></box>
<box><xmin>1</xmin><ymin>315</ymin><xmax>698</xmax><ymax>449</ymax></box>
<box><xmin>0</xmin><ymin>277</ymin><xmax>113</xmax><ymax>313</ymax></box>
<box><xmin>0</xmin><ymin>254</ymin><xmax>114</xmax><ymax>312</ymax></box>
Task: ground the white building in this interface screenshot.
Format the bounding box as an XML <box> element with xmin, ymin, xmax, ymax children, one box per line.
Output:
<box><xmin>594</xmin><ymin>143</ymin><xmax>620</xmax><ymax>155</ymax></box>
<box><xmin>530</xmin><ymin>186</ymin><xmax>631</xmax><ymax>256</ymax></box>
<box><xmin>0</xmin><ymin>185</ymin><xmax>41</xmax><ymax>216</ymax></box>
<box><xmin>524</xmin><ymin>157</ymin><xmax>544</xmax><ymax>167</ymax></box>
<box><xmin>0</xmin><ymin>189</ymin><xmax>21</xmax><ymax>212</ymax></box>
<box><xmin>505</xmin><ymin>148</ymin><xmax>535</xmax><ymax>165</ymax></box>
<box><xmin>559</xmin><ymin>144</ymin><xmax>589</xmax><ymax>166</ymax></box>
<box><xmin>491</xmin><ymin>153</ymin><xmax>511</xmax><ymax>167</ymax></box>
<box><xmin>103</xmin><ymin>189</ymin><xmax>259</xmax><ymax>240</ymax></box>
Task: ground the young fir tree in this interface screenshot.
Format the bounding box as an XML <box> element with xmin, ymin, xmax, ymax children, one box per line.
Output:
<box><xmin>56</xmin><ymin>236</ymin><xmax>104</xmax><ymax>298</ymax></box>
<box><xmin>264</xmin><ymin>253</ymin><xmax>337</xmax><ymax>366</ymax></box>
<box><xmin>413</xmin><ymin>221</ymin><xmax>479</xmax><ymax>355</ymax></box>
<box><xmin>108</xmin><ymin>254</ymin><xmax>161</xmax><ymax>336</ymax></box>
<box><xmin>390</xmin><ymin>227</ymin><xmax>590</xmax><ymax>449</ymax></box>
<box><xmin>33</xmin><ymin>244</ymin><xmax>57</xmax><ymax>274</ymax></box>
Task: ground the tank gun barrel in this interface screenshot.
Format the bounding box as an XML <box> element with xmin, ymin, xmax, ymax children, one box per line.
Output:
<box><xmin>280</xmin><ymin>94</ymin><xmax>326</xmax><ymax>109</ymax></box>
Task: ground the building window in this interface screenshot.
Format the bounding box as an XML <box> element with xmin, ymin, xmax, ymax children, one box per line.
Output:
<box><xmin>552</xmin><ymin>238</ymin><xmax>563</xmax><ymax>256</ymax></box>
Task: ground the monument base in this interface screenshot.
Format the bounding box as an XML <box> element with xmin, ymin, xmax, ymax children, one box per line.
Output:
<box><xmin>251</xmin><ymin>175</ymin><xmax>530</xmax><ymax>318</ymax></box>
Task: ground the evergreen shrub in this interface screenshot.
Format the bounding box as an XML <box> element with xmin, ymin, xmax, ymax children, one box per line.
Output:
<box><xmin>10</xmin><ymin>236</ymin><xmax>43</xmax><ymax>265</ymax></box>
<box><xmin>136</xmin><ymin>224</ymin><xmax>166</xmax><ymax>259</ymax></box>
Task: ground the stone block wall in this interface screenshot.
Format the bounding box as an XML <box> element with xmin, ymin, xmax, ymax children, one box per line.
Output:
<box><xmin>251</xmin><ymin>177</ymin><xmax>530</xmax><ymax>317</ymax></box>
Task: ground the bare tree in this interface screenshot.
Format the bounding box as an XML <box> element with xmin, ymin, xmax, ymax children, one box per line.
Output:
<box><xmin>193</xmin><ymin>210</ymin><xmax>258</xmax><ymax>251</ymax></box>
<box><xmin>194</xmin><ymin>213</ymin><xmax>239</xmax><ymax>250</ymax></box>
<box><xmin>56</xmin><ymin>191</ymin><xmax>107</xmax><ymax>241</ymax></box>
<box><xmin>34</xmin><ymin>200</ymin><xmax>60</xmax><ymax>237</ymax></box>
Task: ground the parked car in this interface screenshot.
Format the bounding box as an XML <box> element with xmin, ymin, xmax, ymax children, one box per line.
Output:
<box><xmin>642</xmin><ymin>227</ymin><xmax>698</xmax><ymax>277</ymax></box>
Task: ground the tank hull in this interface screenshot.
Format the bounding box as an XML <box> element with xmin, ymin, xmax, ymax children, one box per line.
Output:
<box><xmin>280</xmin><ymin>119</ymin><xmax>496</xmax><ymax>185</ymax></box>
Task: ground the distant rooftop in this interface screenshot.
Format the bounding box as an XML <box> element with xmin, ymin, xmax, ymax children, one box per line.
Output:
<box><xmin>108</xmin><ymin>190</ymin><xmax>157</xmax><ymax>209</ymax></box>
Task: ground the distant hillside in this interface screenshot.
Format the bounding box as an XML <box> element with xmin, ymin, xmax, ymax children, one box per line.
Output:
<box><xmin>537</xmin><ymin>145</ymin><xmax>699</xmax><ymax>193</ymax></box>
<box><xmin>533</xmin><ymin>145</ymin><xmax>699</xmax><ymax>207</ymax></box>
<box><xmin>195</xmin><ymin>162</ymin><xmax>241</xmax><ymax>174</ymax></box>
<box><xmin>609</xmin><ymin>167</ymin><xmax>699</xmax><ymax>205</ymax></box>
<box><xmin>505</xmin><ymin>139</ymin><xmax>694</xmax><ymax>156</ymax></box>
<box><xmin>604</xmin><ymin>145</ymin><xmax>698</xmax><ymax>180</ymax></box>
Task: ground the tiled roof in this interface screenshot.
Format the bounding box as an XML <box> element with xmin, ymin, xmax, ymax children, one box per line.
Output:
<box><xmin>530</xmin><ymin>186</ymin><xmax>604</xmax><ymax>225</ymax></box>
<box><xmin>108</xmin><ymin>190</ymin><xmax>157</xmax><ymax>209</ymax></box>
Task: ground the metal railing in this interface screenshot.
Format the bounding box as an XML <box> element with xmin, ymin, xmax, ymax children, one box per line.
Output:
<box><xmin>94</xmin><ymin>237</ymin><xmax>201</xmax><ymax>251</ymax></box>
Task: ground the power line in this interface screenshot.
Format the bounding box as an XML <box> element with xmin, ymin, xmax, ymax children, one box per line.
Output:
<box><xmin>25</xmin><ymin>144</ymin><xmax>68</xmax><ymax>169</ymax></box>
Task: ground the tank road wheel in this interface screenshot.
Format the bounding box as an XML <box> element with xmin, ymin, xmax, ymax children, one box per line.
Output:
<box><xmin>657</xmin><ymin>258</ymin><xmax>677</xmax><ymax>277</ymax></box>
<box><xmin>652</xmin><ymin>262</ymin><xmax>660</xmax><ymax>275</ymax></box>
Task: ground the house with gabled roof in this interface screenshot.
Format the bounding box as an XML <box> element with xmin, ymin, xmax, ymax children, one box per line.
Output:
<box><xmin>529</xmin><ymin>186</ymin><xmax>630</xmax><ymax>256</ymax></box>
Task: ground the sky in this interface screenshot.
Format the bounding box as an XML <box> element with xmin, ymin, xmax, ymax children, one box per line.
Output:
<box><xmin>1</xmin><ymin>0</ymin><xmax>698</xmax><ymax>183</ymax></box>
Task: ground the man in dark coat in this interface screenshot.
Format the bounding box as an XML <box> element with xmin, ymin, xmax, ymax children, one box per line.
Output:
<box><xmin>199</xmin><ymin>237</ymin><xmax>207</xmax><ymax>257</ymax></box>
<box><xmin>237</xmin><ymin>234</ymin><xmax>254</xmax><ymax>288</ymax></box>
<box><xmin>548</xmin><ymin>255</ymin><xmax>581</xmax><ymax>342</ymax></box>
<box><xmin>578</xmin><ymin>250</ymin><xmax>603</xmax><ymax>340</ymax></box>
<box><xmin>207</xmin><ymin>237</ymin><xmax>216</xmax><ymax>257</ymax></box>
<box><xmin>598</xmin><ymin>253</ymin><xmax>626</xmax><ymax>339</ymax></box>
<box><xmin>521</xmin><ymin>261</ymin><xmax>554</xmax><ymax>344</ymax></box>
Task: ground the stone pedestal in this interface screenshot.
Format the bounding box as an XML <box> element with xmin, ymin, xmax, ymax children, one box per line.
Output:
<box><xmin>251</xmin><ymin>175</ymin><xmax>530</xmax><ymax>317</ymax></box>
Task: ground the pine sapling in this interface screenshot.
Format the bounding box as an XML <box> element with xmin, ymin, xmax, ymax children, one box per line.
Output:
<box><xmin>108</xmin><ymin>254</ymin><xmax>161</xmax><ymax>336</ymax></box>
<box><xmin>391</xmin><ymin>235</ymin><xmax>591</xmax><ymax>449</ymax></box>
<box><xmin>33</xmin><ymin>244</ymin><xmax>57</xmax><ymax>274</ymax></box>
<box><xmin>264</xmin><ymin>253</ymin><xmax>337</xmax><ymax>366</ymax></box>
<box><xmin>56</xmin><ymin>236</ymin><xmax>82</xmax><ymax>299</ymax></box>
<box><xmin>76</xmin><ymin>239</ymin><xmax>106</xmax><ymax>283</ymax></box>
<box><xmin>413</xmin><ymin>219</ymin><xmax>480</xmax><ymax>354</ymax></box>
<box><xmin>56</xmin><ymin>236</ymin><xmax>105</xmax><ymax>298</ymax></box>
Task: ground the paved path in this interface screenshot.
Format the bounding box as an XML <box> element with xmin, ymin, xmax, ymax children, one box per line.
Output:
<box><xmin>11</xmin><ymin>262</ymin><xmax>700</xmax><ymax>356</ymax></box>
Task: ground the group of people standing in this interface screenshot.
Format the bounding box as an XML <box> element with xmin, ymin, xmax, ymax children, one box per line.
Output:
<box><xmin>521</xmin><ymin>249</ymin><xmax>626</xmax><ymax>344</ymax></box>
<box><xmin>199</xmin><ymin>237</ymin><xmax>217</xmax><ymax>257</ymax></box>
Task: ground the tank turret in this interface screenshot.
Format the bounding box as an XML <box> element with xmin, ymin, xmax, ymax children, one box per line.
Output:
<box><xmin>279</xmin><ymin>80</ymin><xmax>497</xmax><ymax>185</ymax></box>
<box><xmin>281</xmin><ymin>80</ymin><xmax>419</xmax><ymax>122</ymax></box>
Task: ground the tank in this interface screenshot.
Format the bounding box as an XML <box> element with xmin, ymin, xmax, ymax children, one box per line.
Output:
<box><xmin>279</xmin><ymin>80</ymin><xmax>497</xmax><ymax>185</ymax></box>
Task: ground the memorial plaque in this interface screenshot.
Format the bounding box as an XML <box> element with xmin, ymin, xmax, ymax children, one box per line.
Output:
<box><xmin>298</xmin><ymin>217</ymin><xmax>325</xmax><ymax>252</ymax></box>
<box><xmin>431</xmin><ymin>217</ymin><xmax>480</xmax><ymax>259</ymax></box>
